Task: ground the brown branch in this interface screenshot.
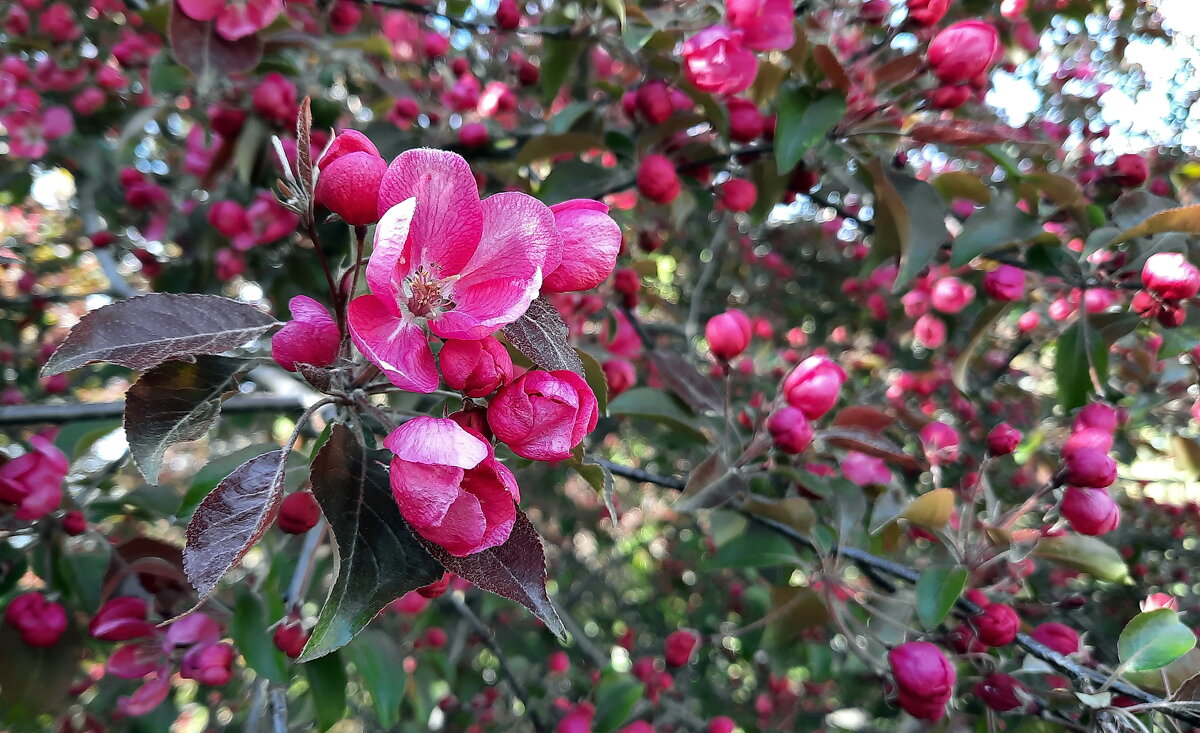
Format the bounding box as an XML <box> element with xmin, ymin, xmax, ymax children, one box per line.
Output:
<box><xmin>0</xmin><ymin>395</ymin><xmax>308</xmax><ymax>426</ymax></box>
<box><xmin>601</xmin><ymin>461</ymin><xmax>1200</xmax><ymax>727</ymax></box>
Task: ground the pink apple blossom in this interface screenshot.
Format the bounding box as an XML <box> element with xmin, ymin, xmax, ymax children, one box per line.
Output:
<box><xmin>681</xmin><ymin>25</ymin><xmax>758</xmax><ymax>95</ymax></box>
<box><xmin>385</xmin><ymin>416</ymin><xmax>520</xmax><ymax>555</ymax></box>
<box><xmin>348</xmin><ymin>148</ymin><xmax>558</xmax><ymax>392</ymax></box>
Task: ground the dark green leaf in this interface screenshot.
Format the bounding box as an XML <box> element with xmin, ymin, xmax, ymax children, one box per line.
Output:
<box><xmin>916</xmin><ymin>565</ymin><xmax>968</xmax><ymax>629</ymax></box>
<box><xmin>950</xmin><ymin>191</ymin><xmax>1043</xmax><ymax>267</ymax></box>
<box><xmin>229</xmin><ymin>585</ymin><xmax>288</xmax><ymax>683</ymax></box>
<box><xmin>304</xmin><ymin>650</ymin><xmax>348</xmax><ymax>731</ymax></box>
<box><xmin>346</xmin><ymin>630</ymin><xmax>406</xmax><ymax>729</ymax></box>
<box><xmin>1055</xmin><ymin>320</ymin><xmax>1108</xmax><ymax>412</ymax></box>
<box><xmin>576</xmin><ymin>348</ymin><xmax>609</xmax><ymax>415</ymax></box>
<box><xmin>300</xmin><ymin>425</ymin><xmax>442</xmax><ymax>662</ymax></box>
<box><xmin>607</xmin><ymin>388</ymin><xmax>706</xmax><ymax>440</ymax></box>
<box><xmin>540</xmin><ymin>38</ymin><xmax>583</xmax><ymax>105</ymax></box>
<box><xmin>593</xmin><ymin>673</ymin><xmax>645</xmax><ymax>733</ymax></box>
<box><xmin>866</xmin><ymin>159</ymin><xmax>950</xmax><ymax>292</ymax></box>
<box><xmin>538</xmin><ymin>159</ymin><xmax>627</xmax><ymax>204</ymax></box>
<box><xmin>775</xmin><ymin>90</ymin><xmax>845</xmax><ymax>173</ymax></box>
<box><xmin>0</xmin><ymin>622</ymin><xmax>83</xmax><ymax>720</ymax></box>
<box><xmin>707</xmin><ymin>531</ymin><xmax>799</xmax><ymax>569</ymax></box>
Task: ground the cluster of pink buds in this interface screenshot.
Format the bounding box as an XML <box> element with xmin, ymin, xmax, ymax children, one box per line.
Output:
<box><xmin>1057</xmin><ymin>403</ymin><xmax>1122</xmax><ymax>535</ymax></box>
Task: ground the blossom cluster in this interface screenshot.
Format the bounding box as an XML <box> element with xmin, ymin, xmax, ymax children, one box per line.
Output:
<box><xmin>273</xmin><ymin>139</ymin><xmax>619</xmax><ymax>555</ymax></box>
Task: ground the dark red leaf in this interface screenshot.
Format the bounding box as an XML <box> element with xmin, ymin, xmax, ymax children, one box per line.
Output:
<box><xmin>41</xmin><ymin>293</ymin><xmax>277</xmax><ymax>376</ymax></box>
<box><xmin>418</xmin><ymin>509</ymin><xmax>567</xmax><ymax>640</ymax></box>
<box><xmin>812</xmin><ymin>45</ymin><xmax>851</xmax><ymax>94</ymax></box>
<box><xmin>907</xmin><ymin>121</ymin><xmax>1015</xmax><ymax>146</ymax></box>
<box><xmin>819</xmin><ymin>427</ymin><xmax>926</xmax><ymax>471</ymax></box>
<box><xmin>502</xmin><ymin>297</ymin><xmax>585</xmax><ymax>377</ymax></box>
<box><xmin>168</xmin><ymin>3</ymin><xmax>264</xmax><ymax>78</ymax></box>
<box><xmin>832</xmin><ymin>406</ymin><xmax>894</xmax><ymax>433</ymax></box>
<box><xmin>649</xmin><ymin>349</ymin><xmax>723</xmax><ymax>414</ymax></box>
<box><xmin>181</xmin><ymin>450</ymin><xmax>288</xmax><ymax>612</ymax></box>
<box><xmin>124</xmin><ymin>356</ymin><xmax>247</xmax><ymax>483</ymax></box>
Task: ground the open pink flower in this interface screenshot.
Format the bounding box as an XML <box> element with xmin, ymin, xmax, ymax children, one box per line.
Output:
<box><xmin>385</xmin><ymin>417</ymin><xmax>520</xmax><ymax>556</ymax></box>
<box><xmin>348</xmin><ymin>149</ymin><xmax>558</xmax><ymax>392</ymax></box>
<box><xmin>726</xmin><ymin>0</ymin><xmax>795</xmax><ymax>51</ymax></box>
<box><xmin>176</xmin><ymin>0</ymin><xmax>283</xmax><ymax>42</ymax></box>
<box><xmin>681</xmin><ymin>25</ymin><xmax>758</xmax><ymax>95</ymax></box>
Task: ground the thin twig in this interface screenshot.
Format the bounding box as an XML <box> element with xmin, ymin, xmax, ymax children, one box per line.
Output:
<box><xmin>446</xmin><ymin>593</ymin><xmax>549</xmax><ymax>733</ymax></box>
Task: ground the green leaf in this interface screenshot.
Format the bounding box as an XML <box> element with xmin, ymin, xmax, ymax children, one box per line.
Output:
<box><xmin>607</xmin><ymin>387</ymin><xmax>706</xmax><ymax>439</ymax></box>
<box><xmin>516</xmin><ymin>133</ymin><xmax>606</xmax><ymax>166</ymax></box>
<box><xmin>865</xmin><ymin>159</ymin><xmax>950</xmax><ymax>292</ymax></box>
<box><xmin>593</xmin><ymin>673</ymin><xmax>645</xmax><ymax>733</ymax></box>
<box><xmin>1055</xmin><ymin>320</ymin><xmax>1108</xmax><ymax>412</ymax></box>
<box><xmin>346</xmin><ymin>630</ymin><xmax>406</xmax><ymax>729</ymax></box>
<box><xmin>952</xmin><ymin>302</ymin><xmax>1012</xmax><ymax>394</ymax></box>
<box><xmin>707</xmin><ymin>531</ymin><xmax>799</xmax><ymax>569</ymax></box>
<box><xmin>229</xmin><ymin>585</ymin><xmax>288</xmax><ymax>683</ymax></box>
<box><xmin>0</xmin><ymin>622</ymin><xmax>83</xmax><ymax>721</ymax></box>
<box><xmin>304</xmin><ymin>650</ymin><xmax>348</xmax><ymax>732</ymax></box>
<box><xmin>950</xmin><ymin>191</ymin><xmax>1043</xmax><ymax>267</ymax></box>
<box><xmin>540</xmin><ymin>38</ymin><xmax>584</xmax><ymax>105</ymax></box>
<box><xmin>538</xmin><ymin>159</ymin><xmax>627</xmax><ymax>204</ymax></box>
<box><xmin>569</xmin><ymin>453</ymin><xmax>617</xmax><ymax>522</ymax></box>
<box><xmin>1118</xmin><ymin>609</ymin><xmax>1197</xmax><ymax>672</ymax></box>
<box><xmin>300</xmin><ymin>425</ymin><xmax>443</xmax><ymax>662</ymax></box>
<box><xmin>775</xmin><ymin>90</ymin><xmax>845</xmax><ymax>173</ymax></box>
<box><xmin>749</xmin><ymin>156</ymin><xmax>787</xmax><ymax>225</ymax></box>
<box><xmin>933</xmin><ymin>171</ymin><xmax>992</xmax><ymax>203</ymax></box>
<box><xmin>576</xmin><ymin>348</ymin><xmax>608</xmax><ymax>415</ymax></box>
<box><xmin>53</xmin><ymin>418</ymin><xmax>121</xmax><ymax>460</ymax></box>
<box><xmin>1033</xmin><ymin>534</ymin><xmax>1128</xmax><ymax>582</ymax></box>
<box><xmin>915</xmin><ymin>566</ymin><xmax>968</xmax><ymax>629</ymax></box>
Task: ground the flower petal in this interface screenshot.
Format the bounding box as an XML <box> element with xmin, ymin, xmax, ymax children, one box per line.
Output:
<box><xmin>347</xmin><ymin>295</ymin><xmax>439</xmax><ymax>392</ymax></box>
<box><xmin>383</xmin><ymin>416</ymin><xmax>487</xmax><ymax>469</ymax></box>
<box><xmin>176</xmin><ymin>0</ymin><xmax>222</xmax><ymax>21</ymax></box>
<box><xmin>286</xmin><ymin>295</ymin><xmax>335</xmax><ymax>327</ymax></box>
<box><xmin>543</xmin><ymin>200</ymin><xmax>622</xmax><ymax>293</ymax></box>
<box><xmin>365</xmin><ymin>197</ymin><xmax>417</xmax><ymax>301</ymax></box>
<box><xmin>431</xmin><ymin>192</ymin><xmax>556</xmax><ymax>339</ymax></box>
<box><xmin>390</xmin><ymin>457</ymin><xmax>466</xmax><ymax>528</ymax></box>
<box><xmin>376</xmin><ymin>148</ymin><xmax>483</xmax><ymax>275</ymax></box>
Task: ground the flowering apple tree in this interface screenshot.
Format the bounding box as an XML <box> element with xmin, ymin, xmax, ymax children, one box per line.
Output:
<box><xmin>4</xmin><ymin>0</ymin><xmax>1200</xmax><ymax>731</ymax></box>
